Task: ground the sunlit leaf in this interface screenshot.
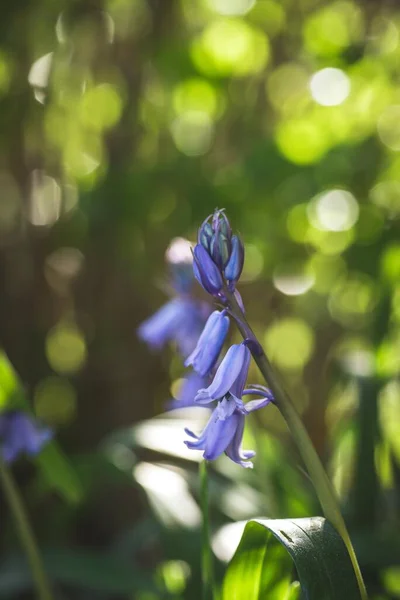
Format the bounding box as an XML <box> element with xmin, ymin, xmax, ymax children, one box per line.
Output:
<box><xmin>222</xmin><ymin>517</ymin><xmax>361</xmax><ymax>600</ymax></box>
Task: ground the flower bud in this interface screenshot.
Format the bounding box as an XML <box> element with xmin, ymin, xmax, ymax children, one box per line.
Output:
<box><xmin>210</xmin><ymin>229</ymin><xmax>231</xmax><ymax>268</ymax></box>
<box><xmin>198</xmin><ymin>219</ymin><xmax>213</xmax><ymax>252</ymax></box>
<box><xmin>193</xmin><ymin>244</ymin><xmax>223</xmax><ymax>295</ymax></box>
<box><xmin>224</xmin><ymin>235</ymin><xmax>244</xmax><ymax>283</ymax></box>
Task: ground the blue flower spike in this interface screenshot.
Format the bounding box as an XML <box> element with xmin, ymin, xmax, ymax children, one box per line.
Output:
<box><xmin>184</xmin><ymin>387</ymin><xmax>272</xmax><ymax>468</ymax></box>
<box><xmin>0</xmin><ymin>411</ymin><xmax>52</xmax><ymax>463</ymax></box>
<box><xmin>185</xmin><ymin>310</ymin><xmax>230</xmax><ymax>377</ymax></box>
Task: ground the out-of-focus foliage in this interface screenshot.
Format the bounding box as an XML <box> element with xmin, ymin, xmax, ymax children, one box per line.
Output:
<box><xmin>1</xmin><ymin>0</ymin><xmax>400</xmax><ymax>598</ymax></box>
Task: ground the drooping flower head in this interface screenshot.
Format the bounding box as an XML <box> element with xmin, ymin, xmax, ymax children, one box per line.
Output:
<box><xmin>0</xmin><ymin>411</ymin><xmax>52</xmax><ymax>463</ymax></box>
<box><xmin>183</xmin><ymin>342</ymin><xmax>274</xmax><ymax>467</ymax></box>
<box><xmin>185</xmin><ymin>388</ymin><xmax>273</xmax><ymax>468</ymax></box>
<box><xmin>193</xmin><ymin>209</ymin><xmax>244</xmax><ymax>297</ymax></box>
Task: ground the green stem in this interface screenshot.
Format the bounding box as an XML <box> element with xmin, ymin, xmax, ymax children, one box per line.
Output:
<box><xmin>200</xmin><ymin>460</ymin><xmax>215</xmax><ymax>600</ymax></box>
<box><xmin>226</xmin><ymin>289</ymin><xmax>367</xmax><ymax>600</ymax></box>
<box><xmin>0</xmin><ymin>460</ymin><xmax>53</xmax><ymax>600</ymax></box>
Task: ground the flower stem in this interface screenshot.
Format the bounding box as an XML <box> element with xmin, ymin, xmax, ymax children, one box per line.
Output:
<box><xmin>199</xmin><ymin>460</ymin><xmax>215</xmax><ymax>600</ymax></box>
<box><xmin>226</xmin><ymin>289</ymin><xmax>368</xmax><ymax>600</ymax></box>
<box><xmin>0</xmin><ymin>459</ymin><xmax>53</xmax><ymax>600</ymax></box>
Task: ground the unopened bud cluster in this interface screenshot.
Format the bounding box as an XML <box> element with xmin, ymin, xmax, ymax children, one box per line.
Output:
<box><xmin>193</xmin><ymin>209</ymin><xmax>244</xmax><ymax>297</ymax></box>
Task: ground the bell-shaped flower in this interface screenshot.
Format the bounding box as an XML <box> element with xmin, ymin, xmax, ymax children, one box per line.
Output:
<box><xmin>138</xmin><ymin>297</ymin><xmax>208</xmax><ymax>358</ymax></box>
<box><xmin>185</xmin><ymin>310</ymin><xmax>230</xmax><ymax>377</ymax></box>
<box><xmin>184</xmin><ymin>390</ymin><xmax>272</xmax><ymax>468</ymax></box>
<box><xmin>195</xmin><ymin>343</ymin><xmax>250</xmax><ymax>405</ymax></box>
<box><xmin>0</xmin><ymin>411</ymin><xmax>52</xmax><ymax>463</ymax></box>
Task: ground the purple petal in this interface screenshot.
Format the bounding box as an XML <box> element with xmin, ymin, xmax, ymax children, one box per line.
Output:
<box><xmin>224</xmin><ymin>235</ymin><xmax>244</xmax><ymax>283</ymax></box>
<box><xmin>203</xmin><ymin>412</ymin><xmax>239</xmax><ymax>460</ymax></box>
<box><xmin>242</xmin><ymin>397</ymin><xmax>272</xmax><ymax>414</ymax></box>
<box><xmin>225</xmin><ymin>413</ymin><xmax>255</xmax><ymax>468</ymax></box>
<box><xmin>185</xmin><ymin>310</ymin><xmax>229</xmax><ymax>376</ymax></box>
<box><xmin>230</xmin><ymin>345</ymin><xmax>250</xmax><ymax>399</ymax></box>
<box><xmin>193</xmin><ymin>245</ymin><xmax>223</xmax><ymax>295</ymax></box>
<box><xmin>184</xmin><ymin>407</ymin><xmax>221</xmax><ymax>450</ymax></box>
<box><xmin>215</xmin><ymin>396</ymin><xmax>236</xmax><ymax>420</ymax></box>
<box><xmin>196</xmin><ymin>344</ymin><xmax>249</xmax><ymax>402</ymax></box>
<box><xmin>194</xmin><ymin>389</ymin><xmax>216</xmax><ymax>405</ymax></box>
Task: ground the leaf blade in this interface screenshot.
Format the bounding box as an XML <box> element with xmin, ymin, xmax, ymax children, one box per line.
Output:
<box><xmin>222</xmin><ymin>517</ymin><xmax>362</xmax><ymax>600</ymax></box>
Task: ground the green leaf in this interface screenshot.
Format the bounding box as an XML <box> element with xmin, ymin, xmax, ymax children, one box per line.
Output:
<box><xmin>222</xmin><ymin>517</ymin><xmax>362</xmax><ymax>600</ymax></box>
<box><xmin>36</xmin><ymin>442</ymin><xmax>83</xmax><ymax>505</ymax></box>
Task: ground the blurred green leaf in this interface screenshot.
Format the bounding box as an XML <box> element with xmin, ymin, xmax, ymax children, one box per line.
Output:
<box><xmin>36</xmin><ymin>442</ymin><xmax>83</xmax><ymax>505</ymax></box>
<box><xmin>0</xmin><ymin>548</ymin><xmax>157</xmax><ymax>596</ymax></box>
<box><xmin>222</xmin><ymin>517</ymin><xmax>361</xmax><ymax>600</ymax></box>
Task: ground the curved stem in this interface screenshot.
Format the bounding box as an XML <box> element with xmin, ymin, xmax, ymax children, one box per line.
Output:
<box><xmin>0</xmin><ymin>460</ymin><xmax>53</xmax><ymax>600</ymax></box>
<box><xmin>226</xmin><ymin>289</ymin><xmax>368</xmax><ymax>600</ymax></box>
<box><xmin>200</xmin><ymin>460</ymin><xmax>215</xmax><ymax>600</ymax></box>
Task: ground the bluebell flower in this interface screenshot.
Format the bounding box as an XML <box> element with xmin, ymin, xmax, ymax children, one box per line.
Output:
<box><xmin>184</xmin><ymin>390</ymin><xmax>272</xmax><ymax>468</ymax></box>
<box><xmin>168</xmin><ymin>372</ymin><xmax>211</xmax><ymax>410</ymax></box>
<box><xmin>138</xmin><ymin>297</ymin><xmax>208</xmax><ymax>358</ymax></box>
<box><xmin>0</xmin><ymin>411</ymin><xmax>52</xmax><ymax>463</ymax></box>
<box><xmin>185</xmin><ymin>310</ymin><xmax>230</xmax><ymax>377</ymax></box>
<box><xmin>195</xmin><ymin>343</ymin><xmax>250</xmax><ymax>405</ymax></box>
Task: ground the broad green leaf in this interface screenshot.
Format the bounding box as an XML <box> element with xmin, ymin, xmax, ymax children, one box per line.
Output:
<box><xmin>222</xmin><ymin>517</ymin><xmax>361</xmax><ymax>600</ymax></box>
<box><xmin>36</xmin><ymin>442</ymin><xmax>83</xmax><ymax>505</ymax></box>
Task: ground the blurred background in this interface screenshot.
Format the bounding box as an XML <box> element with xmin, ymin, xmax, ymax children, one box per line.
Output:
<box><xmin>1</xmin><ymin>0</ymin><xmax>400</xmax><ymax>598</ymax></box>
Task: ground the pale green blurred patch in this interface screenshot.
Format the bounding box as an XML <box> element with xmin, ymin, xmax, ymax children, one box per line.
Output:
<box><xmin>264</xmin><ymin>317</ymin><xmax>314</xmax><ymax>371</ymax></box>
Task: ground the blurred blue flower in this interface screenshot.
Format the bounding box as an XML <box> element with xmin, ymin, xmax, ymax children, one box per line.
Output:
<box><xmin>168</xmin><ymin>372</ymin><xmax>211</xmax><ymax>410</ymax></box>
<box><xmin>0</xmin><ymin>411</ymin><xmax>52</xmax><ymax>463</ymax></box>
<box><xmin>138</xmin><ymin>297</ymin><xmax>208</xmax><ymax>359</ymax></box>
<box><xmin>184</xmin><ymin>391</ymin><xmax>272</xmax><ymax>468</ymax></box>
<box><xmin>195</xmin><ymin>343</ymin><xmax>250</xmax><ymax>405</ymax></box>
<box><xmin>165</xmin><ymin>237</ymin><xmax>196</xmax><ymax>294</ymax></box>
<box><xmin>185</xmin><ymin>310</ymin><xmax>230</xmax><ymax>377</ymax></box>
